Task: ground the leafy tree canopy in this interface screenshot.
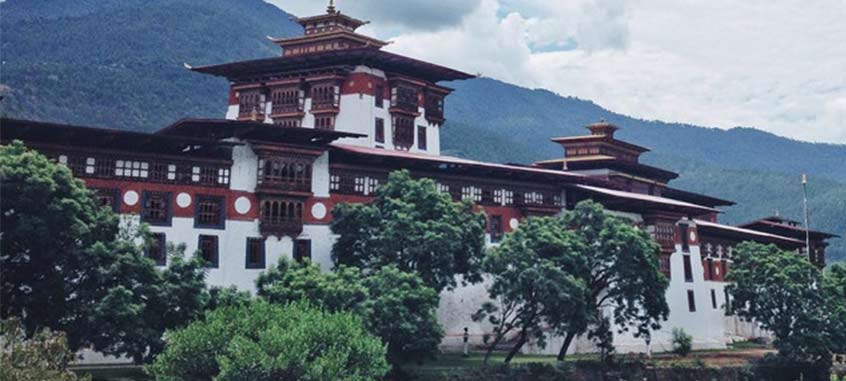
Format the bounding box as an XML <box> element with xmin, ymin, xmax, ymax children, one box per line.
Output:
<box><xmin>726</xmin><ymin>242</ymin><xmax>831</xmax><ymax>362</ymax></box>
<box><xmin>0</xmin><ymin>318</ymin><xmax>88</xmax><ymax>381</ymax></box>
<box><xmin>256</xmin><ymin>259</ymin><xmax>443</xmax><ymax>365</ymax></box>
<box><xmin>556</xmin><ymin>200</ymin><xmax>670</xmax><ymax>360</ymax></box>
<box><xmin>823</xmin><ymin>264</ymin><xmax>846</xmax><ymax>354</ymax></box>
<box><xmin>474</xmin><ymin>216</ymin><xmax>590</xmax><ymax>363</ymax></box>
<box><xmin>0</xmin><ymin>141</ymin><xmax>208</xmax><ymax>362</ymax></box>
<box><xmin>148</xmin><ymin>301</ymin><xmax>389</xmax><ymax>381</ymax></box>
<box><xmin>331</xmin><ymin>170</ymin><xmax>486</xmax><ymax>293</ymax></box>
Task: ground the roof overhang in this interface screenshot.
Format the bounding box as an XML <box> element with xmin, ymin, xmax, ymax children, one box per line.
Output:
<box><xmin>189</xmin><ymin>48</ymin><xmax>475</xmax><ymax>83</ymax></box>
<box><xmin>570</xmin><ymin>184</ymin><xmax>719</xmax><ymax>216</ymax></box>
<box><xmin>1</xmin><ymin>118</ymin><xmax>237</xmax><ymax>159</ymax></box>
<box><xmin>157</xmin><ymin>119</ymin><xmax>365</xmax><ymax>146</ymax></box>
<box><xmin>695</xmin><ymin>219</ymin><xmax>807</xmax><ymax>246</ymax></box>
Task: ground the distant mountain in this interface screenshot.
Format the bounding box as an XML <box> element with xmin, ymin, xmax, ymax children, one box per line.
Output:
<box><xmin>1</xmin><ymin>0</ymin><xmax>843</xmax><ymax>262</ymax></box>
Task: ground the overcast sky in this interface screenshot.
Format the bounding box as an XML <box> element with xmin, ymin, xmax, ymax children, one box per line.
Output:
<box><xmin>268</xmin><ymin>0</ymin><xmax>846</xmax><ymax>144</ymax></box>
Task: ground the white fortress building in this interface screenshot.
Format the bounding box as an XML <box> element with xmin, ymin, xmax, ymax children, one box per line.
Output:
<box><xmin>0</xmin><ymin>4</ymin><xmax>836</xmax><ymax>357</ymax></box>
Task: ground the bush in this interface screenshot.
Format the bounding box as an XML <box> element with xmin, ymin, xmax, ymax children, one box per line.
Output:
<box><xmin>0</xmin><ymin>319</ymin><xmax>88</xmax><ymax>381</ymax></box>
<box><xmin>672</xmin><ymin>327</ymin><xmax>693</xmax><ymax>357</ymax></box>
<box><xmin>256</xmin><ymin>260</ymin><xmax>443</xmax><ymax>365</ymax></box>
<box><xmin>147</xmin><ymin>301</ymin><xmax>388</xmax><ymax>381</ymax></box>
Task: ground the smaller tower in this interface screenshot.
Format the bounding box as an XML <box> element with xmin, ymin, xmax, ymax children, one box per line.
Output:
<box><xmin>270</xmin><ymin>1</ymin><xmax>387</xmax><ymax>57</ymax></box>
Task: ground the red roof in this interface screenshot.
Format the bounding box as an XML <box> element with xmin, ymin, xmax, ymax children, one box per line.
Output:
<box><xmin>189</xmin><ymin>48</ymin><xmax>475</xmax><ymax>83</ymax></box>
<box><xmin>695</xmin><ymin>219</ymin><xmax>806</xmax><ymax>245</ymax></box>
<box><xmin>573</xmin><ymin>184</ymin><xmax>719</xmax><ymax>215</ymax></box>
<box><xmin>330</xmin><ymin>143</ymin><xmax>592</xmax><ymax>181</ymax></box>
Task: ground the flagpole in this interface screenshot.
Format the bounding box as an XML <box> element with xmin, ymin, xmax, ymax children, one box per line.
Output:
<box><xmin>801</xmin><ymin>174</ymin><xmax>811</xmax><ymax>258</ymax></box>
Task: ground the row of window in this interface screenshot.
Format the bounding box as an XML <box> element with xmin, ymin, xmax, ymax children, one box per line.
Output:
<box><xmin>257</xmin><ymin>158</ymin><xmax>313</xmax><ymax>190</ymax></box>
<box><xmin>91</xmin><ymin>189</ymin><xmax>227</xmax><ymax>229</ymax></box>
<box><xmin>373</xmin><ymin>117</ymin><xmax>429</xmax><ymax>151</ymax></box>
<box><xmin>685</xmin><ymin>288</ymin><xmax>730</xmax><ymax>313</ymax></box>
<box><xmin>145</xmin><ymin>233</ymin><xmax>311</xmax><ymax>269</ymax></box>
<box><xmin>239</xmin><ymin>85</ymin><xmax>340</xmax><ymax>117</ymax></box>
<box><xmin>328</xmin><ymin>171</ymin><xmax>562</xmax><ymax>208</ymax></box>
<box><xmin>54</xmin><ymin>153</ymin><xmax>230</xmax><ymax>187</ymax></box>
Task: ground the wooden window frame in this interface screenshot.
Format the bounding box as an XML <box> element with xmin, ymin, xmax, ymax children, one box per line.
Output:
<box><xmin>145</xmin><ymin>232</ymin><xmax>167</xmax><ymax>266</ymax></box>
<box><xmin>141</xmin><ymin>191</ymin><xmax>172</xmax><ymax>226</ymax></box>
<box><xmin>375</xmin><ymin>85</ymin><xmax>384</xmax><ymax>108</ymax></box>
<box><xmin>91</xmin><ymin>188</ymin><xmax>120</xmax><ymax>213</ymax></box>
<box><xmin>417</xmin><ymin>125</ymin><xmax>427</xmax><ymax>150</ymax></box>
<box><xmin>683</xmin><ymin>254</ymin><xmax>693</xmax><ymax>283</ymax></box>
<box><xmin>245</xmin><ymin>237</ymin><xmax>266</xmax><ymax>269</ymax></box>
<box><xmin>392</xmin><ymin>115</ymin><xmax>414</xmax><ymax>150</ymax></box>
<box><xmin>198</xmin><ymin>235</ymin><xmax>219</xmax><ymax>268</ymax></box>
<box><xmin>294</xmin><ymin>239</ymin><xmax>312</xmax><ymax>263</ymax></box>
<box><xmin>194</xmin><ymin>195</ymin><xmax>226</xmax><ymax>229</ymax></box>
<box><xmin>687</xmin><ymin>290</ymin><xmax>696</xmax><ymax>312</ymax></box>
<box><xmin>375</xmin><ymin>118</ymin><xmax>385</xmax><ymax>143</ymax></box>
<box><xmin>710</xmin><ymin>289</ymin><xmax>718</xmax><ymax>309</ymax></box>
<box><xmin>489</xmin><ymin>215</ymin><xmax>504</xmax><ymax>244</ymax></box>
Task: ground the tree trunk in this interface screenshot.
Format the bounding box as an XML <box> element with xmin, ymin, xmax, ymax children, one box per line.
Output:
<box><xmin>556</xmin><ymin>331</ymin><xmax>577</xmax><ymax>361</ymax></box>
<box><xmin>504</xmin><ymin>330</ymin><xmax>527</xmax><ymax>364</ymax></box>
<box><xmin>483</xmin><ymin>333</ymin><xmax>504</xmax><ymax>364</ymax></box>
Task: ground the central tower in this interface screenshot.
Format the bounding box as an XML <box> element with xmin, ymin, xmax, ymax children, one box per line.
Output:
<box><xmin>190</xmin><ymin>3</ymin><xmax>474</xmax><ymax>155</ymax></box>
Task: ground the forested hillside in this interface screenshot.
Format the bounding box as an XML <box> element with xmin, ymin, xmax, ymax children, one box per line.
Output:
<box><xmin>1</xmin><ymin>0</ymin><xmax>842</xmax><ymax>261</ymax></box>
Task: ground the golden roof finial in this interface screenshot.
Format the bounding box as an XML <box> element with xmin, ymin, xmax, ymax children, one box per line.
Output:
<box><xmin>327</xmin><ymin>0</ymin><xmax>336</xmax><ymax>14</ymax></box>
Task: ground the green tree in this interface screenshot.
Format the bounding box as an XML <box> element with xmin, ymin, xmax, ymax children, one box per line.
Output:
<box><xmin>363</xmin><ymin>265</ymin><xmax>443</xmax><ymax>364</ymax></box>
<box><xmin>206</xmin><ymin>286</ymin><xmax>253</xmax><ymax>312</ymax></box>
<box><xmin>256</xmin><ymin>259</ymin><xmax>369</xmax><ymax>314</ymax></box>
<box><xmin>331</xmin><ymin>170</ymin><xmax>486</xmax><ymax>293</ymax></box>
<box><xmin>148</xmin><ymin>301</ymin><xmax>389</xmax><ymax>381</ymax></box>
<box><xmin>474</xmin><ymin>217</ymin><xmax>590</xmax><ymax>364</ymax></box>
<box><xmin>556</xmin><ymin>200</ymin><xmax>670</xmax><ymax>360</ymax></box>
<box><xmin>0</xmin><ymin>318</ymin><xmax>88</xmax><ymax>381</ymax></box>
<box><xmin>726</xmin><ymin>242</ymin><xmax>831</xmax><ymax>362</ymax></box>
<box><xmin>256</xmin><ymin>260</ymin><xmax>443</xmax><ymax>365</ymax></box>
<box><xmin>0</xmin><ymin>141</ymin><xmax>208</xmax><ymax>362</ymax></box>
<box><xmin>823</xmin><ymin>264</ymin><xmax>846</xmax><ymax>354</ymax></box>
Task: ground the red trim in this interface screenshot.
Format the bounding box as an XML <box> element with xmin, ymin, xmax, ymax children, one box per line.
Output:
<box><xmin>478</xmin><ymin>205</ymin><xmax>523</xmax><ymax>233</ymax></box>
<box><xmin>83</xmin><ymin>178</ymin><xmax>259</xmax><ymax>221</ymax></box>
<box><xmin>342</xmin><ymin>72</ymin><xmax>385</xmax><ymax>96</ymax></box>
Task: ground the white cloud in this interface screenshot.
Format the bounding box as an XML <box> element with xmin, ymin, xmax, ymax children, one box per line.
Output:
<box><xmin>267</xmin><ymin>0</ymin><xmax>846</xmax><ymax>143</ymax></box>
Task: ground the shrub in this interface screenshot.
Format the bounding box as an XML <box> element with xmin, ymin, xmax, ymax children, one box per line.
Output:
<box><xmin>672</xmin><ymin>327</ymin><xmax>693</xmax><ymax>357</ymax></box>
<box><xmin>256</xmin><ymin>260</ymin><xmax>442</xmax><ymax>365</ymax></box>
<box><xmin>0</xmin><ymin>319</ymin><xmax>88</xmax><ymax>381</ymax></box>
<box><xmin>147</xmin><ymin>301</ymin><xmax>388</xmax><ymax>381</ymax></box>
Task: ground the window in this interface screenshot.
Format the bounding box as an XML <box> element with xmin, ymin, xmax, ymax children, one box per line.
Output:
<box><xmin>94</xmin><ymin>157</ymin><xmax>114</xmax><ymax>177</ymax></box>
<box><xmin>391</xmin><ymin>85</ymin><xmax>418</xmax><ymax>111</ymax></box>
<box><xmin>523</xmin><ymin>192</ymin><xmax>544</xmax><ymax>205</ymax></box>
<box><xmin>246</xmin><ymin>238</ymin><xmax>265</xmax><ymax>269</ymax></box>
<box><xmin>437</xmin><ymin>183</ymin><xmax>450</xmax><ymax>194</ymax></box>
<box><xmin>311</xmin><ymin>84</ymin><xmax>338</xmax><ymax>109</ymax></box>
<box><xmin>493</xmin><ymin>189</ymin><xmax>514</xmax><ymax>206</ymax></box>
<box><xmin>274</xmin><ymin>118</ymin><xmax>301</xmax><ymax>128</ymax></box>
<box><xmin>706</xmin><ymin>258</ymin><xmax>715</xmax><ymax>280</ymax></box>
<box><xmin>489</xmin><ymin>215</ymin><xmax>504</xmax><ymax>243</ymax></box>
<box><xmin>271</xmin><ymin>87</ymin><xmax>303</xmax><ymax>114</ymax></box>
<box><xmin>687</xmin><ymin>290</ymin><xmax>696</xmax><ymax>312</ymax></box>
<box><xmin>91</xmin><ymin>188</ymin><xmax>120</xmax><ymax>212</ymax></box>
<box><xmin>195</xmin><ymin>195</ymin><xmax>225</xmax><ymax>229</ymax></box>
<box><xmin>374</xmin><ymin>85</ymin><xmax>384</xmax><ymax>108</ymax></box>
<box><xmin>146</xmin><ymin>233</ymin><xmax>166</xmax><ymax>266</ymax></box>
<box><xmin>683</xmin><ymin>255</ymin><xmax>693</xmax><ymax>282</ymax></box>
<box><xmin>218</xmin><ymin>168</ymin><xmax>230</xmax><ymax>185</ymax></box>
<box><xmin>374</xmin><ymin>118</ymin><xmax>385</xmax><ymax>143</ymax></box>
<box><xmin>199</xmin><ymin>167</ymin><xmax>217</xmax><ymax>185</ymax></box>
<box><xmin>294</xmin><ymin>239</ymin><xmax>312</xmax><ymax>263</ymax></box>
<box><xmin>711</xmin><ymin>289</ymin><xmax>717</xmax><ymax>309</ymax></box>
<box><xmin>417</xmin><ymin>126</ymin><xmax>427</xmax><ymax>150</ymax></box>
<box><xmin>141</xmin><ymin>192</ymin><xmax>172</xmax><ymax>226</ymax></box>
<box><xmin>724</xmin><ymin>289</ymin><xmax>731</xmax><ymax>311</ymax></box>
<box><xmin>680</xmin><ymin>224</ymin><xmax>690</xmax><ymax>252</ymax></box>
<box><xmin>330</xmin><ymin>175</ymin><xmax>340</xmax><ymax>191</ymax></box>
<box><xmin>659</xmin><ymin>254</ymin><xmax>671</xmax><ymax>279</ymax></box>
<box><xmin>238</xmin><ymin>91</ymin><xmax>263</xmax><ymax>117</ymax></box>
<box><xmin>315</xmin><ymin>115</ymin><xmax>335</xmax><ymax>130</ymax></box>
<box><xmin>115</xmin><ymin>160</ymin><xmax>149</xmax><ymax>178</ymax></box>
<box><xmin>392</xmin><ymin>115</ymin><xmax>414</xmax><ymax>150</ymax></box>
<box><xmin>198</xmin><ymin>235</ymin><xmax>219</xmax><ymax>268</ymax></box>
<box><xmin>461</xmin><ymin>186</ymin><xmax>481</xmax><ymax>202</ymax></box>
<box><xmin>150</xmin><ymin>162</ymin><xmax>169</xmax><ymax>182</ymax></box>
